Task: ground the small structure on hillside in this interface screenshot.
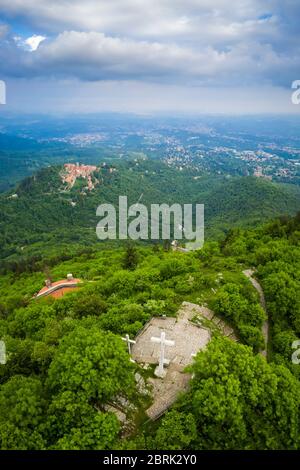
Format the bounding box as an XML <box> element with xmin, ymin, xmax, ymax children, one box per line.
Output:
<box><xmin>171</xmin><ymin>240</ymin><xmax>189</xmax><ymax>253</ymax></box>
<box><xmin>171</xmin><ymin>240</ymin><xmax>179</xmax><ymax>251</ymax></box>
<box><xmin>35</xmin><ymin>273</ymin><xmax>82</xmax><ymax>299</ymax></box>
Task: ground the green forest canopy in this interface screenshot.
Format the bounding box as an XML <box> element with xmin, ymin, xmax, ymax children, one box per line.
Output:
<box><xmin>0</xmin><ymin>213</ymin><xmax>299</xmax><ymax>449</ymax></box>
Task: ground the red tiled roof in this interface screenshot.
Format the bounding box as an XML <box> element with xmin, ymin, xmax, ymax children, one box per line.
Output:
<box><xmin>36</xmin><ymin>278</ymin><xmax>82</xmax><ymax>298</ymax></box>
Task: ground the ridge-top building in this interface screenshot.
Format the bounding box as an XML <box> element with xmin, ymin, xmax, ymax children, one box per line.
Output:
<box><xmin>35</xmin><ymin>273</ymin><xmax>82</xmax><ymax>299</ymax></box>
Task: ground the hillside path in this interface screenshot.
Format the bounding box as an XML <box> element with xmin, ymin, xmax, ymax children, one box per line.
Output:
<box><xmin>243</xmin><ymin>269</ymin><xmax>269</xmax><ymax>359</ymax></box>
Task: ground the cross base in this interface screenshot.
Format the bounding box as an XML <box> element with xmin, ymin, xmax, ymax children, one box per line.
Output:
<box><xmin>154</xmin><ymin>365</ymin><xmax>167</xmax><ymax>378</ymax></box>
<box><xmin>154</xmin><ymin>359</ymin><xmax>171</xmax><ymax>378</ymax></box>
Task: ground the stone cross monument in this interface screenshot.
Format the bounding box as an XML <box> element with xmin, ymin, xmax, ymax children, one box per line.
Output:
<box><xmin>122</xmin><ymin>334</ymin><xmax>136</xmax><ymax>355</ymax></box>
<box><xmin>151</xmin><ymin>331</ymin><xmax>175</xmax><ymax>378</ymax></box>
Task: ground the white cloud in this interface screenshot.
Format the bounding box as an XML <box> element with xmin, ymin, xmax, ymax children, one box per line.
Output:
<box><xmin>0</xmin><ymin>0</ymin><xmax>300</xmax><ymax>113</ymax></box>
<box><xmin>0</xmin><ymin>0</ymin><xmax>290</xmax><ymax>41</ymax></box>
<box><xmin>13</xmin><ymin>34</ymin><xmax>46</xmax><ymax>51</ymax></box>
<box><xmin>30</xmin><ymin>31</ymin><xmax>221</xmax><ymax>81</ymax></box>
<box><xmin>0</xmin><ymin>29</ymin><xmax>296</xmax><ymax>88</ymax></box>
<box><xmin>24</xmin><ymin>35</ymin><xmax>46</xmax><ymax>51</ymax></box>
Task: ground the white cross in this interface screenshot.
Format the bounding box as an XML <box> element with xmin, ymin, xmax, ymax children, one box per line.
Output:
<box><xmin>122</xmin><ymin>334</ymin><xmax>136</xmax><ymax>355</ymax></box>
<box><xmin>151</xmin><ymin>331</ymin><xmax>175</xmax><ymax>377</ymax></box>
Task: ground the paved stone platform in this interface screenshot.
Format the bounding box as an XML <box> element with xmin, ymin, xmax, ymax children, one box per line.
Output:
<box><xmin>146</xmin><ymin>370</ymin><xmax>191</xmax><ymax>420</ymax></box>
<box><xmin>132</xmin><ymin>315</ymin><xmax>210</xmax><ymax>369</ymax></box>
<box><xmin>131</xmin><ymin>302</ymin><xmax>212</xmax><ymax>419</ymax></box>
<box><xmin>131</xmin><ymin>301</ymin><xmax>238</xmax><ymax>420</ymax></box>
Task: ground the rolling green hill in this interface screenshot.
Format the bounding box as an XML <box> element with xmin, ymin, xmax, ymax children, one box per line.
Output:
<box><xmin>0</xmin><ymin>213</ymin><xmax>299</xmax><ymax>450</ymax></box>
<box><xmin>1</xmin><ymin>159</ymin><xmax>299</xmax><ymax>264</ymax></box>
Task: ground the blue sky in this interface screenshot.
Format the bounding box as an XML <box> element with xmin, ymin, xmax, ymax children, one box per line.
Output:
<box><xmin>0</xmin><ymin>0</ymin><xmax>300</xmax><ymax>114</ymax></box>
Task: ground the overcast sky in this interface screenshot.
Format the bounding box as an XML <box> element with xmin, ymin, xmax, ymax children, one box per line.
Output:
<box><xmin>0</xmin><ymin>0</ymin><xmax>300</xmax><ymax>114</ymax></box>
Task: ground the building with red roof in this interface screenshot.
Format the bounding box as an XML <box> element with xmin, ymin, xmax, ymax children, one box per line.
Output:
<box><xmin>36</xmin><ymin>273</ymin><xmax>82</xmax><ymax>299</ymax></box>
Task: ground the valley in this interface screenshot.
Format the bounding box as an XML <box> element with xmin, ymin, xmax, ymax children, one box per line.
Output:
<box><xmin>0</xmin><ymin>114</ymin><xmax>299</xmax><ymax>452</ymax></box>
<box><xmin>1</xmin><ymin>158</ymin><xmax>299</xmax><ymax>267</ymax></box>
<box><xmin>1</xmin><ymin>114</ymin><xmax>300</xmax><ymax>192</ymax></box>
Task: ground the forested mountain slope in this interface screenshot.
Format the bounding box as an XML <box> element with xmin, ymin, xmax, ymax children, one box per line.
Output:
<box><xmin>1</xmin><ymin>160</ymin><xmax>299</xmax><ymax>263</ymax></box>
<box><xmin>0</xmin><ymin>214</ymin><xmax>299</xmax><ymax>449</ymax></box>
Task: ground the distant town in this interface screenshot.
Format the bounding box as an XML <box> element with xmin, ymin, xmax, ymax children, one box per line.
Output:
<box><xmin>41</xmin><ymin>126</ymin><xmax>300</xmax><ymax>184</ymax></box>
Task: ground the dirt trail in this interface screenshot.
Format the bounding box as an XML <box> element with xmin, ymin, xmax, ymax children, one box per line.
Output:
<box><xmin>243</xmin><ymin>269</ymin><xmax>269</xmax><ymax>359</ymax></box>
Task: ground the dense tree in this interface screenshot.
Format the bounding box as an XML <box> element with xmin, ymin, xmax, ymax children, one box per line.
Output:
<box><xmin>99</xmin><ymin>303</ymin><xmax>149</xmax><ymax>335</ymax></box>
<box><xmin>263</xmin><ymin>272</ymin><xmax>299</xmax><ymax>332</ymax></box>
<box><xmin>0</xmin><ymin>213</ymin><xmax>299</xmax><ymax>450</ymax></box>
<box><xmin>46</xmin><ymin>390</ymin><xmax>120</xmax><ymax>450</ymax></box>
<box><xmin>154</xmin><ymin>411</ymin><xmax>197</xmax><ymax>450</ymax></box>
<box><xmin>72</xmin><ymin>293</ymin><xmax>107</xmax><ymax>318</ymax></box>
<box><xmin>180</xmin><ymin>338</ymin><xmax>300</xmax><ymax>450</ymax></box>
<box><xmin>9</xmin><ymin>302</ymin><xmax>55</xmax><ymax>340</ymax></box>
<box><xmin>47</xmin><ymin>325</ymin><xmax>135</xmax><ymax>402</ymax></box>
<box><xmin>54</xmin><ymin>412</ymin><xmax>119</xmax><ymax>450</ymax></box>
<box><xmin>0</xmin><ymin>376</ymin><xmax>46</xmax><ymax>449</ymax></box>
<box><xmin>123</xmin><ymin>244</ymin><xmax>139</xmax><ymax>270</ymax></box>
<box><xmin>212</xmin><ymin>283</ymin><xmax>265</xmax><ymax>350</ymax></box>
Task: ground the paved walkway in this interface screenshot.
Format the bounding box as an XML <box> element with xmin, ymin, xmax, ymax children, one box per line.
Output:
<box><xmin>243</xmin><ymin>269</ymin><xmax>269</xmax><ymax>358</ymax></box>
<box><xmin>184</xmin><ymin>302</ymin><xmax>238</xmax><ymax>341</ymax></box>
